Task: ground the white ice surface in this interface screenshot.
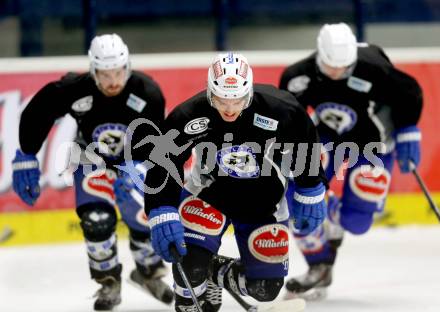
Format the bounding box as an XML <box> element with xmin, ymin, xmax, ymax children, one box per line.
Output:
<box><xmin>1</xmin><ymin>226</ymin><xmax>439</xmax><ymax>312</ymax></box>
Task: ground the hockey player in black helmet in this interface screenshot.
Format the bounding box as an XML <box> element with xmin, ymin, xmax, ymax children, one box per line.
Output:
<box><xmin>12</xmin><ymin>33</ymin><xmax>174</xmax><ymax>310</ymax></box>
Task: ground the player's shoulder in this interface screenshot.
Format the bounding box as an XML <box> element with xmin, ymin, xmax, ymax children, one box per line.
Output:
<box><xmin>55</xmin><ymin>72</ymin><xmax>92</xmax><ymax>89</ymax></box>
<box><xmin>253</xmin><ymin>84</ymin><xmax>304</xmax><ymax>116</ymax></box>
<box><xmin>357</xmin><ymin>43</ymin><xmax>393</xmax><ymax>69</ymax></box>
<box><xmin>282</xmin><ymin>53</ymin><xmax>316</xmax><ymax>77</ymax></box>
<box><xmin>168</xmin><ymin>90</ymin><xmax>211</xmax><ymax>121</ymax></box>
<box><xmin>128</xmin><ymin>70</ymin><xmax>162</xmax><ymax>92</ymax></box>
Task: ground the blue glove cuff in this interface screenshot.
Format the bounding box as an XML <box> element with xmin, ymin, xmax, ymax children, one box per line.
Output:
<box><xmin>395</xmin><ymin>126</ymin><xmax>421</xmax><ymax>143</ymax></box>
<box><xmin>12</xmin><ymin>149</ymin><xmax>38</xmax><ymax>170</ymax></box>
<box><xmin>293</xmin><ymin>182</ymin><xmax>326</xmax><ymax>204</ymax></box>
<box><xmin>148</xmin><ymin>206</ymin><xmax>180</xmax><ymax>227</ymax></box>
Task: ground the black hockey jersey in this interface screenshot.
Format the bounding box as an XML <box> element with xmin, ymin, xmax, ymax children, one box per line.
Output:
<box><xmin>19</xmin><ymin>71</ymin><xmax>165</xmax><ymax>165</ymax></box>
<box><xmin>144</xmin><ymin>84</ymin><xmax>325</xmax><ymax>223</ymax></box>
<box><xmin>279</xmin><ymin>44</ymin><xmax>423</xmax><ymax>147</ymax></box>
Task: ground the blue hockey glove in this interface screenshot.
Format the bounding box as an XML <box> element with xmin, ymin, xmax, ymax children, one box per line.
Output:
<box><xmin>395</xmin><ymin>126</ymin><xmax>421</xmax><ymax>173</ymax></box>
<box><xmin>148</xmin><ymin>206</ymin><xmax>187</xmax><ymax>262</ymax></box>
<box><xmin>291</xmin><ymin>182</ymin><xmax>327</xmax><ymax>235</ymax></box>
<box><xmin>113</xmin><ymin>161</ymin><xmax>146</xmax><ymax>207</ymax></box>
<box><xmin>12</xmin><ymin>149</ymin><xmax>41</xmax><ymax>206</ymax></box>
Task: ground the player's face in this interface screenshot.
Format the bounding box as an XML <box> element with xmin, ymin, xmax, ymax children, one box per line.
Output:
<box><xmin>320</xmin><ymin>62</ymin><xmax>349</xmax><ymax>80</ymax></box>
<box><xmin>211</xmin><ymin>94</ymin><xmax>248</xmax><ymax>122</ymax></box>
<box><xmin>95</xmin><ymin>67</ymin><xmax>127</xmax><ymax>97</ymax></box>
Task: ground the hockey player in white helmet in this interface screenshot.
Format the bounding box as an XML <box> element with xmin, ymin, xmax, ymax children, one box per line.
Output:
<box><xmin>12</xmin><ymin>33</ymin><xmax>174</xmax><ymax>310</ymax></box>
<box><xmin>88</xmin><ymin>33</ymin><xmax>131</xmax><ymax>96</ymax></box>
<box><xmin>280</xmin><ymin>23</ymin><xmax>423</xmax><ymax>300</ymax></box>
<box><xmin>144</xmin><ymin>52</ymin><xmax>327</xmax><ymax>312</ymax></box>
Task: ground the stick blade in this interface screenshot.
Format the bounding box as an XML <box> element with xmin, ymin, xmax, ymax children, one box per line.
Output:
<box><xmin>258</xmin><ymin>298</ymin><xmax>306</xmax><ymax>312</ymax></box>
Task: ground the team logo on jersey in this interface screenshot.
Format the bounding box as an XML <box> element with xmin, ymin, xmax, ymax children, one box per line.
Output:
<box><xmin>287</xmin><ymin>75</ymin><xmax>310</xmax><ymax>93</ymax></box>
<box><xmin>92</xmin><ymin>123</ymin><xmax>127</xmax><ymax>158</ymax></box>
<box><xmin>349</xmin><ymin>166</ymin><xmax>391</xmax><ymax>202</ymax></box>
<box><xmin>184</xmin><ymin>117</ymin><xmax>210</xmax><ymax>135</ymax></box>
<box><xmin>71</xmin><ymin>96</ymin><xmax>93</xmax><ymax>113</ymax></box>
<box><xmin>126</xmin><ymin>93</ymin><xmax>147</xmax><ymax>113</ymax></box>
<box><xmin>217</xmin><ymin>145</ymin><xmax>260</xmax><ymax>178</ymax></box>
<box><xmin>347</xmin><ymin>76</ymin><xmax>372</xmax><ymax>93</ymax></box>
<box><xmin>315</xmin><ymin>102</ymin><xmax>357</xmax><ymax>134</ymax></box>
<box><xmin>253</xmin><ymin>113</ymin><xmax>278</xmax><ymax>131</ymax></box>
<box><xmin>248</xmin><ymin>224</ymin><xmax>289</xmax><ymax>263</ymax></box>
<box><xmin>82</xmin><ymin>169</ymin><xmax>117</xmax><ymax>204</ymax></box>
<box><xmin>178</xmin><ymin>196</ymin><xmax>226</xmax><ymax>236</ymax></box>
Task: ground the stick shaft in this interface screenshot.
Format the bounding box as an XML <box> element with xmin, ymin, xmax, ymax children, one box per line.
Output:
<box><xmin>410</xmin><ymin>162</ymin><xmax>440</xmax><ymax>221</ymax></box>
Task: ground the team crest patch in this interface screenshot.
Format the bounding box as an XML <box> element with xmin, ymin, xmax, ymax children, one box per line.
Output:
<box><xmin>248</xmin><ymin>224</ymin><xmax>289</xmax><ymax>263</ymax></box>
<box><xmin>82</xmin><ymin>169</ymin><xmax>117</xmax><ymax>204</ymax></box>
<box><xmin>253</xmin><ymin>113</ymin><xmax>278</xmax><ymax>131</ymax></box>
<box><xmin>217</xmin><ymin>145</ymin><xmax>260</xmax><ymax>178</ymax></box>
<box><xmin>315</xmin><ymin>102</ymin><xmax>357</xmax><ymax>134</ymax></box>
<box><xmin>71</xmin><ymin>96</ymin><xmax>93</xmax><ymax>113</ymax></box>
<box><xmin>92</xmin><ymin>123</ymin><xmax>127</xmax><ymax>158</ymax></box>
<box><xmin>287</xmin><ymin>75</ymin><xmax>310</xmax><ymax>93</ymax></box>
<box><xmin>126</xmin><ymin>93</ymin><xmax>147</xmax><ymax>113</ymax></box>
<box><xmin>347</xmin><ymin>76</ymin><xmax>372</xmax><ymax>93</ymax></box>
<box><xmin>178</xmin><ymin>196</ymin><xmax>226</xmax><ymax>236</ymax></box>
<box><xmin>349</xmin><ymin>166</ymin><xmax>391</xmax><ymax>202</ymax></box>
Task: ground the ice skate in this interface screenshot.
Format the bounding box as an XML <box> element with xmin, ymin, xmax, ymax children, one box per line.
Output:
<box><xmin>129</xmin><ymin>268</ymin><xmax>174</xmax><ymax>304</ymax></box>
<box><xmin>93</xmin><ymin>276</ymin><xmax>121</xmax><ymax>311</ymax></box>
<box><xmin>205</xmin><ymin>279</ymin><xmax>223</xmax><ymax>312</ymax></box>
<box><xmin>284</xmin><ymin>263</ymin><xmax>332</xmax><ymax>301</ymax></box>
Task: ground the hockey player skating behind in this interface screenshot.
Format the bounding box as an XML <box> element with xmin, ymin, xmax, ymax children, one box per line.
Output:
<box><xmin>11</xmin><ymin>34</ymin><xmax>173</xmax><ymax>310</ymax></box>
<box><xmin>279</xmin><ymin>23</ymin><xmax>423</xmax><ymax>299</ymax></box>
<box><xmin>144</xmin><ymin>52</ymin><xmax>327</xmax><ymax>311</ymax></box>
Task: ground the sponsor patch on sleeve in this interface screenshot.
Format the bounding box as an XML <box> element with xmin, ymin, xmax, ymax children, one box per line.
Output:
<box><xmin>287</xmin><ymin>75</ymin><xmax>310</xmax><ymax>93</ymax></box>
<box><xmin>71</xmin><ymin>95</ymin><xmax>93</xmax><ymax>113</ymax></box>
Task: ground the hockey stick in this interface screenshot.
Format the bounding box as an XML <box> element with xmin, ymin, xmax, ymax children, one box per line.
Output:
<box><xmin>0</xmin><ymin>226</ymin><xmax>13</xmax><ymax>243</ymax></box>
<box><xmin>170</xmin><ymin>245</ymin><xmax>204</xmax><ymax>312</ymax></box>
<box><xmin>410</xmin><ymin>161</ymin><xmax>440</xmax><ymax>222</ymax></box>
<box><xmin>227</xmin><ymin>288</ymin><xmax>306</xmax><ymax>312</ymax></box>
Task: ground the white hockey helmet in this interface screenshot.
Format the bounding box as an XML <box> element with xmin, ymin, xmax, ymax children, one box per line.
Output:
<box><xmin>207</xmin><ymin>52</ymin><xmax>254</xmax><ymax>108</ymax></box>
<box><xmin>317</xmin><ymin>23</ymin><xmax>357</xmax><ymax>68</ymax></box>
<box><xmin>88</xmin><ymin>33</ymin><xmax>131</xmax><ymax>80</ymax></box>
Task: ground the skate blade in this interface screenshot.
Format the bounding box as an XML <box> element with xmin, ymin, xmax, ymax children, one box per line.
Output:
<box><xmin>258</xmin><ymin>298</ymin><xmax>306</xmax><ymax>312</ymax></box>
<box><xmin>283</xmin><ymin>287</ymin><xmax>327</xmax><ymax>302</ymax></box>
